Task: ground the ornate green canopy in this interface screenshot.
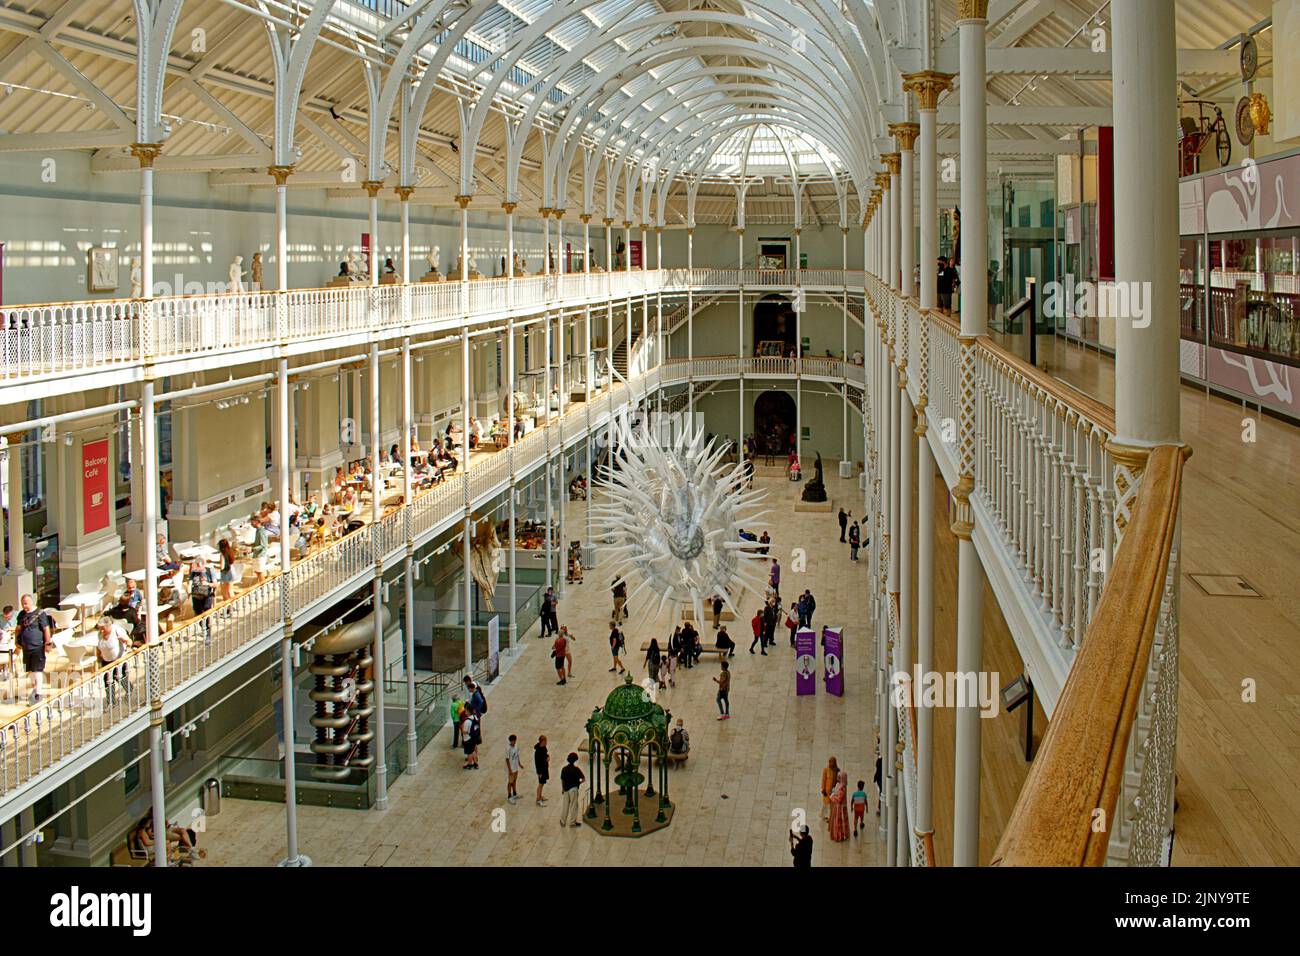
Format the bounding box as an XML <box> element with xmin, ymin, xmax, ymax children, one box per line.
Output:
<box><xmin>583</xmin><ymin>675</ymin><xmax>675</xmax><ymax>835</ymax></box>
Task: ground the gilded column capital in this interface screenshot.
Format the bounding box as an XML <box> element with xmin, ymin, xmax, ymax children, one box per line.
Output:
<box><xmin>553</xmin><ymin>208</ymin><xmax>566</xmax><ymax>220</ymax></box>
<box><xmin>454</xmin><ymin>194</ymin><xmax>473</xmax><ymax>209</ymax></box>
<box><xmin>901</xmin><ymin>71</ymin><xmax>955</xmax><ymax>112</ymax></box>
<box><xmin>579</xmin><ymin>213</ymin><xmax>591</xmax><ymax>224</ymax></box>
<box><xmin>267</xmin><ymin>164</ymin><xmax>295</xmax><ymax>185</ymax></box>
<box><xmin>622</xmin><ymin>220</ymin><xmax>633</xmax><ymax>229</ymax></box>
<box><xmin>889</xmin><ymin>122</ymin><xmax>920</xmax><ymax>152</ymax></box>
<box><xmin>394</xmin><ymin>185</ymin><xmax>415</xmax><ymax>202</ymax></box>
<box><xmin>131</xmin><ymin>143</ymin><xmax>163</xmax><ymax>167</ymax></box>
<box><xmin>538</xmin><ymin>206</ymin><xmax>552</xmax><ymax>217</ymax></box>
<box><xmin>956</xmin><ymin>0</ymin><xmax>989</xmax><ymax>21</ymax></box>
<box><xmin>602</xmin><ymin>217</ymin><xmax>614</xmax><ymax>227</ymax></box>
<box><xmin>361</xmin><ymin>179</ymin><xmax>385</xmax><ymax>198</ymax></box>
<box><xmin>501</xmin><ymin>202</ymin><xmax>517</xmax><ymax>214</ymax></box>
<box><xmin>882</xmin><ymin>152</ymin><xmax>901</xmax><ymax>175</ymax></box>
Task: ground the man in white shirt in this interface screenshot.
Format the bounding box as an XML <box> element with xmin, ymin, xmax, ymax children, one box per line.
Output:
<box><xmin>96</xmin><ymin>617</ymin><xmax>132</xmax><ymax>705</ymax></box>
<box><xmin>505</xmin><ymin>734</ymin><xmax>522</xmax><ymax>804</ymax></box>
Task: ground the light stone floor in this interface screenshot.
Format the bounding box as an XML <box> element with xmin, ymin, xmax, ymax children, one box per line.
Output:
<box><xmin>199</xmin><ymin>469</ymin><xmax>887</xmax><ymax>867</ymax></box>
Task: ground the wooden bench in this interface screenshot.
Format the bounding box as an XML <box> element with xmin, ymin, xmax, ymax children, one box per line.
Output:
<box><xmin>639</xmin><ymin>640</ymin><xmax>728</xmax><ymax>663</ymax></box>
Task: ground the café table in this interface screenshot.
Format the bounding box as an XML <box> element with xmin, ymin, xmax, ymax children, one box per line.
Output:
<box><xmin>178</xmin><ymin>544</ymin><xmax>220</xmax><ymax>561</ymax></box>
<box><xmin>59</xmin><ymin>591</ymin><xmax>105</xmax><ymax>634</ymax></box>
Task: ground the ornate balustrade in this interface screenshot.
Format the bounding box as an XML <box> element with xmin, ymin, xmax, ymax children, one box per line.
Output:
<box><xmin>993</xmin><ymin>445</ymin><xmax>1186</xmax><ymax>866</ymax></box>
<box><xmin>0</xmin><ymin>269</ymin><xmax>869</xmax><ymax>394</ymax></box>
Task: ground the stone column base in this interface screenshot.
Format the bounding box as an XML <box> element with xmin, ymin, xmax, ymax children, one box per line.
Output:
<box><xmin>0</xmin><ymin>569</ymin><xmax>34</xmax><ymax>609</ymax></box>
<box><xmin>57</xmin><ymin>533</ymin><xmax>124</xmax><ymax>595</ymax></box>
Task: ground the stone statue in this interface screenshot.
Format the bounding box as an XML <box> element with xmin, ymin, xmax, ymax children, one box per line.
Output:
<box><xmin>468</xmin><ymin>254</ymin><xmax>482</xmax><ymax>279</ymax></box>
<box><xmin>421</xmin><ymin>245</ymin><xmax>443</xmax><ymax>282</ymax></box>
<box><xmin>228</xmin><ymin>255</ymin><xmax>245</xmax><ymax>294</ymax></box>
<box><xmin>514</xmin><ymin>252</ymin><xmax>527</xmax><ymax>276</ymax></box>
<box><xmin>800</xmin><ymin>451</ymin><xmax>827</xmax><ymax>503</ymax></box>
<box><xmin>129</xmin><ymin>257</ymin><xmax>142</xmax><ymax>298</ymax></box>
<box><xmin>251</xmin><ymin>252</ymin><xmax>263</xmax><ymax>289</ymax></box>
<box><xmin>347</xmin><ymin>251</ymin><xmax>365</xmax><ymax>281</ymax></box>
<box><xmin>469</xmin><ymin>517</ymin><xmax>504</xmax><ymax>610</ymax></box>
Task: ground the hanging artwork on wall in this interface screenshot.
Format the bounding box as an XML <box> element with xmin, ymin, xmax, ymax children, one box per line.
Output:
<box><xmin>87</xmin><ymin>247</ymin><xmax>118</xmax><ymax>293</ymax></box>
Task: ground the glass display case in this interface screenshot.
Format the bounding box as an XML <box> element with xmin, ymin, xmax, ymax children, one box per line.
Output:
<box><xmin>1207</xmin><ymin>230</ymin><xmax>1300</xmax><ymax>366</ymax></box>
<box><xmin>1180</xmin><ymin>236</ymin><xmax>1205</xmax><ymax>341</ymax></box>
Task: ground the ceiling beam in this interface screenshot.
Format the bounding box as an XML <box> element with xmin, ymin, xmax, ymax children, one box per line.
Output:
<box><xmin>990</xmin><ymin>0</ymin><xmax>1063</xmax><ymax>49</ymax></box>
<box><xmin>0</xmin><ymin>128</ymin><xmax>136</xmax><ymax>152</ymax></box>
<box><xmin>892</xmin><ymin>45</ymin><xmax>1238</xmax><ymax>77</ymax></box>
<box><xmin>936</xmin><ymin>137</ymin><xmax>1076</xmax><ymax>156</ymax></box>
<box><xmin>935</xmin><ymin>105</ymin><xmax>1111</xmax><ymax>126</ymax></box>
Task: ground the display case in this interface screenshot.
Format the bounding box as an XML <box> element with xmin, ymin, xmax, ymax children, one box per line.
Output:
<box><xmin>1207</xmin><ymin>231</ymin><xmax>1300</xmax><ymax>366</ymax></box>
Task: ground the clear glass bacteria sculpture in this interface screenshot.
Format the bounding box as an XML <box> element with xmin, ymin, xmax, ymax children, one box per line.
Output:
<box><xmin>591</xmin><ymin>416</ymin><xmax>770</xmax><ymax>622</ymax></box>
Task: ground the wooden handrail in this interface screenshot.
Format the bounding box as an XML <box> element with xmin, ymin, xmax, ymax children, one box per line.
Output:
<box><xmin>975</xmin><ymin>334</ymin><xmax>1116</xmax><ymax>435</ymax></box>
<box><xmin>991</xmin><ymin>443</ymin><xmax>1188</xmax><ymax>866</ymax></box>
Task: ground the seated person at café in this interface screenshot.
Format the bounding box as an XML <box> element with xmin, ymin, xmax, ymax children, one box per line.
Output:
<box><xmin>513</xmin><ymin>416</ymin><xmax>526</xmax><ymax>440</ymax></box>
<box><xmin>468</xmin><ymin>416</ymin><xmax>483</xmax><ymax>450</ymax></box>
<box><xmin>155</xmin><ymin>533</ymin><xmax>181</xmax><ymax>573</ymax></box>
<box><xmin>569</xmin><ymin>476</ymin><xmax>588</xmax><ymax>500</ymax></box>
<box><xmin>106</xmin><ymin>593</ymin><xmax>146</xmax><ymax>646</ymax></box>
<box><xmin>123</xmin><ymin>577</ymin><xmax>144</xmax><ymax>610</ymax></box>
<box><xmin>389</xmin><ymin>443</ymin><xmax>402</xmax><ymax>465</ymax></box>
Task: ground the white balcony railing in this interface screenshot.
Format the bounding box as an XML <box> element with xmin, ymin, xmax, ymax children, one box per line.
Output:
<box><xmin>0</xmin><ymin>269</ymin><xmax>866</xmax><ymax>394</ymax></box>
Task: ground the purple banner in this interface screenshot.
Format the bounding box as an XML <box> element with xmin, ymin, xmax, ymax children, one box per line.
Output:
<box><xmin>795</xmin><ymin>628</ymin><xmax>816</xmax><ymax>696</ymax></box>
<box><xmin>822</xmin><ymin>626</ymin><xmax>843</xmax><ymax>697</ymax></box>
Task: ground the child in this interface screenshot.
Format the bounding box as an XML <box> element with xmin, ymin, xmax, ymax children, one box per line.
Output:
<box><xmin>0</xmin><ymin>605</ymin><xmax>15</xmax><ymax>679</ymax></box>
<box><xmin>851</xmin><ymin>780</ymin><xmax>869</xmax><ymax>836</ymax></box>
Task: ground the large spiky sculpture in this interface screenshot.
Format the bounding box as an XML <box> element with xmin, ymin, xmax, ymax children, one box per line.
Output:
<box><xmin>591</xmin><ymin>415</ymin><xmax>771</xmax><ymax>624</ymax></box>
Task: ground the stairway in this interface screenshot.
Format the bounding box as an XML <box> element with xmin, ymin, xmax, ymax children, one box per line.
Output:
<box><xmin>612</xmin><ymin>329</ymin><xmax>641</xmax><ymax>376</ymax></box>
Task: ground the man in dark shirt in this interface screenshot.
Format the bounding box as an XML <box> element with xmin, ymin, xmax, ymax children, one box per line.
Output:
<box><xmin>936</xmin><ymin>257</ymin><xmax>955</xmax><ymax>311</ymax></box>
<box><xmin>790</xmin><ymin>825</ymin><xmax>813</xmax><ymax>867</ymax></box>
<box><xmin>534</xmin><ymin>735</ymin><xmax>550</xmax><ymax>807</ymax></box>
<box><xmin>16</xmin><ymin>594</ymin><xmax>52</xmax><ymax>703</ymax></box>
<box><xmin>838</xmin><ymin>507</ymin><xmax>848</xmax><ymax>542</ymax></box>
<box><xmin>559</xmin><ymin>752</ymin><xmax>585</xmax><ymax>827</ymax></box>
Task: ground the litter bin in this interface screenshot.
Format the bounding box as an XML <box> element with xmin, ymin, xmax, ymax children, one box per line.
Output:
<box><xmin>838</xmin><ymin>461</ymin><xmax>853</xmax><ymax>479</ymax></box>
<box><xmin>202</xmin><ymin>778</ymin><xmax>222</xmax><ymax>817</ymax></box>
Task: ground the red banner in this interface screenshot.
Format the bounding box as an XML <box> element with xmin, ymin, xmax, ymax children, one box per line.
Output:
<box><xmin>629</xmin><ymin>240</ymin><xmax>643</xmax><ymax>268</ymax></box>
<box><xmin>82</xmin><ymin>438</ymin><xmax>111</xmax><ymax>534</ymax></box>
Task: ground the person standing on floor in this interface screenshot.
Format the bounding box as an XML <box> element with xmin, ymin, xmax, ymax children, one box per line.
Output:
<box><xmin>560</xmin><ymin>625</ymin><xmax>576</xmax><ymax>679</ymax></box>
<box><xmin>505</xmin><ymin>734</ymin><xmax>522</xmax><ymax>804</ymax></box>
<box><xmin>758</xmin><ymin>530</ymin><xmax>770</xmax><ymax>555</ymax></box>
<box><xmin>873</xmin><ymin>751</ymin><xmax>883</xmax><ymax>815</ymax></box>
<box><xmin>838</xmin><ymin>507</ymin><xmax>848</xmax><ymax>543</ymax></box>
<box><xmin>552</xmin><ymin>628</ymin><xmax>569</xmax><ymax>685</ymax></box>
<box><xmin>461</xmin><ymin>709</ymin><xmax>481</xmax><ymax>770</ymax></box>
<box><xmin>534</xmin><ymin>735</ymin><xmax>550</xmax><ymax>806</ymax></box>
<box><xmin>15</xmin><ymin>595</ymin><xmax>52</xmax><ymax>705</ymax></box>
<box><xmin>540</xmin><ymin>586</ymin><xmax>558</xmax><ymax>638</ymax></box>
<box><xmin>829</xmin><ymin>768</ymin><xmax>851</xmax><ymax>842</ymax></box>
<box><xmin>803</xmin><ymin>589</ymin><xmax>816</xmax><ymax>627</ymax></box>
<box><xmin>769</xmin><ymin>558</ymin><xmax>781</xmax><ymax>597</ymax></box>
<box><xmin>820</xmin><ymin>756</ymin><xmax>839</xmax><ymax>822</ymax></box>
<box><xmin>749</xmin><ymin>608</ymin><xmax>765</xmax><ymax>655</ymax></box>
<box><xmin>762</xmin><ymin>600</ymin><xmax>778</xmax><ymax>650</ymax></box>
<box><xmin>664</xmin><ymin>631</ymin><xmax>678</xmax><ymax>687</ymax></box>
<box><xmin>611</xmin><ymin>578</ymin><xmax>628</xmax><ymax>622</ymax></box>
<box><xmin>645</xmin><ymin>638</ymin><xmax>663</xmax><ymax>688</ymax></box>
<box><xmin>608</xmin><ymin>621</ymin><xmax>626</xmax><ymax>674</ymax></box>
<box><xmin>848</xmin><ymin>521</ymin><xmax>860</xmax><ymax>561</ymax></box>
<box><xmin>851</xmin><ymin>780</ymin><xmax>869</xmax><ymax>836</ymax></box>
<box><xmin>450</xmin><ymin>696</ymin><xmax>464</xmax><ymax>749</ymax></box>
<box><xmin>786</xmin><ymin>601</ymin><xmax>800</xmax><ymax>648</ymax></box>
<box><xmin>713</xmin><ymin>660</ymin><xmax>731</xmax><ymax>719</ymax></box>
<box><xmin>797</xmin><ymin>591</ymin><xmax>811</xmax><ymax>629</ymax></box>
<box><xmin>711</xmin><ymin>593</ymin><xmax>724</xmax><ymax>630</ymax></box>
<box><xmin>790</xmin><ymin>825</ymin><xmax>813</xmax><ymax>867</ymax></box>
<box><xmin>560</xmin><ymin>753</ymin><xmax>585</xmax><ymax>827</ymax></box>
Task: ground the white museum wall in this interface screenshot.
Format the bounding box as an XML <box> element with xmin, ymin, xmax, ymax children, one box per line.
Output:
<box><xmin>670</xmin><ymin>300</ymin><xmax>863</xmax><ymax>358</ymax></box>
<box><xmin>691</xmin><ymin>384</ymin><xmax>865</xmax><ymax>467</ymax></box>
<box><xmin>0</xmin><ymin>150</ymin><xmax>551</xmax><ymax>305</ymax></box>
